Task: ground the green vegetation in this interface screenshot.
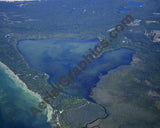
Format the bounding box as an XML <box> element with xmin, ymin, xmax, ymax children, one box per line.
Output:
<box><xmin>0</xmin><ymin>1</ymin><xmax>160</xmax><ymax>127</ymax></box>
<box><xmin>59</xmin><ymin>115</ymin><xmax>70</xmax><ymax>128</ymax></box>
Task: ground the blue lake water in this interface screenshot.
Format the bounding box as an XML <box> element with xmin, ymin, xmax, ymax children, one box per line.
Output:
<box><xmin>0</xmin><ymin>63</ymin><xmax>51</xmax><ymax>128</ymax></box>
<box><xmin>17</xmin><ymin>38</ymin><xmax>135</xmax><ymax>102</ymax></box>
<box><xmin>117</xmin><ymin>1</ymin><xmax>146</xmax><ymax>14</ymax></box>
<box><xmin>117</xmin><ymin>7</ymin><xmax>130</xmax><ymax>14</ymax></box>
<box><xmin>128</xmin><ymin>1</ymin><xmax>146</xmax><ymax>7</ymax></box>
<box><xmin>119</xmin><ymin>7</ymin><xmax>130</xmax><ymax>12</ymax></box>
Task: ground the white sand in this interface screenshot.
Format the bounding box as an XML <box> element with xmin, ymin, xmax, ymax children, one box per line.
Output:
<box><xmin>0</xmin><ymin>61</ymin><xmax>53</xmax><ymax>122</ymax></box>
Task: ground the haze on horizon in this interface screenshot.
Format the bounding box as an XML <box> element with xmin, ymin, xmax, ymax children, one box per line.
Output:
<box><xmin>0</xmin><ymin>0</ymin><xmax>40</xmax><ymax>2</ymax></box>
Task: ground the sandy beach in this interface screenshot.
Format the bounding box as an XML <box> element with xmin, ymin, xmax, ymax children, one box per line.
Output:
<box><xmin>0</xmin><ymin>61</ymin><xmax>53</xmax><ymax>122</ymax></box>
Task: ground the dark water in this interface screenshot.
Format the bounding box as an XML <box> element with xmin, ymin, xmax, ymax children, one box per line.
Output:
<box><xmin>17</xmin><ymin>38</ymin><xmax>135</xmax><ymax>102</ymax></box>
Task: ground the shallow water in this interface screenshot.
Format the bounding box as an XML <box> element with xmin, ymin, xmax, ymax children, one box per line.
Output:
<box><xmin>0</xmin><ymin>63</ymin><xmax>51</xmax><ymax>128</ymax></box>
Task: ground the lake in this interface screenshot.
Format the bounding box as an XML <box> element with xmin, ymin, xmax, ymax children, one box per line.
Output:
<box><xmin>17</xmin><ymin>38</ymin><xmax>135</xmax><ymax>102</ymax></box>
<box><xmin>128</xmin><ymin>1</ymin><xmax>146</xmax><ymax>7</ymax></box>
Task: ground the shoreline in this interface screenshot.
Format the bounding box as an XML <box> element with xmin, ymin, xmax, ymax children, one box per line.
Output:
<box><xmin>0</xmin><ymin>61</ymin><xmax>53</xmax><ymax>122</ymax></box>
<box><xmin>0</xmin><ymin>61</ymin><xmax>42</xmax><ymax>98</ymax></box>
